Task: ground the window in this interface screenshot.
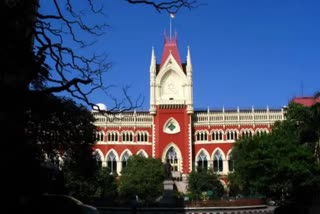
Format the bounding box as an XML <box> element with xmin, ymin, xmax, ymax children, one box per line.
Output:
<box><xmin>196</xmin><ymin>131</ymin><xmax>208</xmax><ymax>141</ymax></box>
<box><xmin>213</xmin><ymin>150</ymin><xmax>223</xmax><ymax>172</ymax></box>
<box><xmin>96</xmin><ymin>132</ymin><xmax>104</xmax><ymax>141</ymax></box>
<box><xmin>121</xmin><ymin>151</ymin><xmax>130</xmax><ymax>170</ymax></box>
<box><xmin>226</xmin><ymin>130</ymin><xmax>238</xmax><ymax>140</ymax></box>
<box><xmin>107</xmin><ymin>151</ymin><xmax>117</xmax><ymax>174</ymax></box>
<box><xmin>241</xmin><ymin>130</ymin><xmax>253</xmax><ymax>138</ymax></box>
<box><xmin>166</xmin><ymin>147</ymin><xmax>178</xmax><ymax>171</ymax></box>
<box><xmin>93</xmin><ymin>151</ymin><xmax>102</xmax><ymax>167</ymax></box>
<box><xmin>163</xmin><ymin>118</ymin><xmax>181</xmax><ymax>134</ymax></box>
<box><xmin>137</xmin><ymin>151</ymin><xmax>146</xmax><ymax>158</ymax></box>
<box><xmin>197</xmin><ymin>151</ymin><xmax>208</xmax><ymax>171</ymax></box>
<box><xmin>137</xmin><ymin>131</ymin><xmax>148</xmax><ymax>142</ymax></box>
<box><xmin>212</xmin><ymin>130</ymin><xmax>223</xmax><ymax>141</ymax></box>
<box><xmin>122</xmin><ymin>131</ymin><xmax>133</xmax><ymax>142</ymax></box>
<box><xmin>107</xmin><ymin>132</ymin><xmax>119</xmax><ymax>142</ymax></box>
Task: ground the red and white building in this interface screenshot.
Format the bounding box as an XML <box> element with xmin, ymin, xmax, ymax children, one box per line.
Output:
<box><xmin>92</xmin><ymin>34</ymin><xmax>290</xmax><ymax>191</ymax></box>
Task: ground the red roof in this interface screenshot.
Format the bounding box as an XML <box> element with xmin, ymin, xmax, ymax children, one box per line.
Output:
<box><xmin>292</xmin><ymin>97</ymin><xmax>320</xmax><ymax>107</ymax></box>
<box><xmin>160</xmin><ymin>33</ymin><xmax>182</xmax><ymax>69</ymax></box>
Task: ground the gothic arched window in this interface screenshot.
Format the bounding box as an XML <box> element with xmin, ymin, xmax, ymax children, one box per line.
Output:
<box><xmin>166</xmin><ymin>147</ymin><xmax>178</xmax><ymax>171</ymax></box>
<box><xmin>213</xmin><ymin>150</ymin><xmax>223</xmax><ymax>172</ymax></box>
<box><xmin>121</xmin><ymin>151</ymin><xmax>130</xmax><ymax>170</ymax></box>
<box><xmin>197</xmin><ymin>151</ymin><xmax>208</xmax><ymax>171</ymax></box>
<box><xmin>107</xmin><ymin>151</ymin><xmax>117</xmax><ymax>174</ymax></box>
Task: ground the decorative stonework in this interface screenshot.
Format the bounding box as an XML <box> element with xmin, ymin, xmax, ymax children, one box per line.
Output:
<box><xmin>163</xmin><ymin>117</ymin><xmax>181</xmax><ymax>134</ymax></box>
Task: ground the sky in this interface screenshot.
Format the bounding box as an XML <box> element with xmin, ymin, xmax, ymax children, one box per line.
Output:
<box><xmin>41</xmin><ymin>0</ymin><xmax>320</xmax><ymax>111</ymax></box>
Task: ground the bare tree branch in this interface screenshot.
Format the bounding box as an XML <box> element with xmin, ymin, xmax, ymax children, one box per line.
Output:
<box><xmin>31</xmin><ymin>0</ymin><xmax>195</xmax><ymax>112</ymax></box>
<box><xmin>126</xmin><ymin>0</ymin><xmax>198</xmax><ymax>13</ymax></box>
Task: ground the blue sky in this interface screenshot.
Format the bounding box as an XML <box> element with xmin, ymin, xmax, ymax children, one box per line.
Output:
<box><xmin>41</xmin><ymin>0</ymin><xmax>320</xmax><ymax>110</ymax></box>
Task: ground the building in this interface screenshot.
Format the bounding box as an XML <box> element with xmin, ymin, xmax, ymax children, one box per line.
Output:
<box><xmin>92</xmin><ymin>33</ymin><xmax>288</xmax><ymax>191</ymax></box>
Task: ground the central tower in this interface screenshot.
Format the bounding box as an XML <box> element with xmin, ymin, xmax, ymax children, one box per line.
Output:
<box><xmin>150</xmin><ymin>33</ymin><xmax>194</xmax><ymax>178</ymax></box>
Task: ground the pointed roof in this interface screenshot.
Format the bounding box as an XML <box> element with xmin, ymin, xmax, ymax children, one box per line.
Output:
<box><xmin>292</xmin><ymin>96</ymin><xmax>320</xmax><ymax>107</ymax></box>
<box><xmin>160</xmin><ymin>32</ymin><xmax>182</xmax><ymax>69</ymax></box>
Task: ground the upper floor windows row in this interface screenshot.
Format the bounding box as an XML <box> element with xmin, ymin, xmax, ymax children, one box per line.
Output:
<box><xmin>96</xmin><ymin>131</ymin><xmax>149</xmax><ymax>143</ymax></box>
<box><xmin>195</xmin><ymin>129</ymin><xmax>269</xmax><ymax>142</ymax></box>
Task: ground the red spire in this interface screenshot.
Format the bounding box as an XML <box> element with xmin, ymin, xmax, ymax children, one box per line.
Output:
<box><xmin>160</xmin><ymin>32</ymin><xmax>182</xmax><ymax>69</ymax></box>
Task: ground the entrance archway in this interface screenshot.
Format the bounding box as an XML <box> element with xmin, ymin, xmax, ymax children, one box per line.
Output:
<box><xmin>162</xmin><ymin>144</ymin><xmax>182</xmax><ymax>173</ymax></box>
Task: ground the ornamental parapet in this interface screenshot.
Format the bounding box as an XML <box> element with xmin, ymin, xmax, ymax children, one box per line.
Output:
<box><xmin>193</xmin><ymin>107</ymin><xmax>285</xmax><ymax>126</ymax></box>
<box><xmin>93</xmin><ymin>111</ymin><xmax>153</xmax><ymax>126</ymax></box>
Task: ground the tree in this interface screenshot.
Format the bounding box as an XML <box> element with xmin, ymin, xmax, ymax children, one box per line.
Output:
<box><xmin>188</xmin><ymin>169</ymin><xmax>224</xmax><ymax>200</ymax></box>
<box><xmin>64</xmin><ymin>166</ymin><xmax>117</xmax><ymax>204</ymax></box>
<box><xmin>2</xmin><ymin>0</ymin><xmax>197</xmax><ymax>211</ymax></box>
<box><xmin>118</xmin><ymin>155</ymin><xmax>165</xmax><ymax>204</ymax></box>
<box><xmin>287</xmin><ymin>101</ymin><xmax>320</xmax><ymax>165</ymax></box>
<box><xmin>23</xmin><ymin>93</ymin><xmax>98</xmax><ymax>191</ymax></box>
<box><xmin>230</xmin><ymin>103</ymin><xmax>320</xmax><ymax>200</ymax></box>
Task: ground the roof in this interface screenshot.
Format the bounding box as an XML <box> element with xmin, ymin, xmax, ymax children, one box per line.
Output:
<box><xmin>292</xmin><ymin>96</ymin><xmax>320</xmax><ymax>107</ymax></box>
<box><xmin>160</xmin><ymin>33</ymin><xmax>182</xmax><ymax>69</ymax></box>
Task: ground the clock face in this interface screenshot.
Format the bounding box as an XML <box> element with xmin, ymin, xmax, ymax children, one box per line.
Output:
<box><xmin>166</xmin><ymin>82</ymin><xmax>177</xmax><ymax>94</ymax></box>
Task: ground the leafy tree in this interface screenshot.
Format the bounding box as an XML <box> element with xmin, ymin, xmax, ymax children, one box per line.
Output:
<box><xmin>286</xmin><ymin>99</ymin><xmax>320</xmax><ymax>164</ymax></box>
<box><xmin>23</xmin><ymin>93</ymin><xmax>97</xmax><ymax>190</ymax></box>
<box><xmin>24</xmin><ymin>93</ymin><xmax>119</xmax><ymax>203</ymax></box>
<box><xmin>64</xmin><ymin>166</ymin><xmax>117</xmax><ymax>204</ymax></box>
<box><xmin>230</xmin><ymin>103</ymin><xmax>320</xmax><ymax>200</ymax></box>
<box><xmin>188</xmin><ymin>169</ymin><xmax>224</xmax><ymax>200</ymax></box>
<box><xmin>118</xmin><ymin>155</ymin><xmax>165</xmax><ymax>204</ymax></box>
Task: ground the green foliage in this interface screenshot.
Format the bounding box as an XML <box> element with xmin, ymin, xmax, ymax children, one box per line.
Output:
<box><xmin>118</xmin><ymin>155</ymin><xmax>165</xmax><ymax>203</ymax></box>
<box><xmin>64</xmin><ymin>167</ymin><xmax>117</xmax><ymax>203</ymax></box>
<box><xmin>25</xmin><ymin>93</ymin><xmax>103</xmax><ymax>198</ymax></box>
<box><xmin>188</xmin><ymin>169</ymin><xmax>224</xmax><ymax>200</ymax></box>
<box><xmin>286</xmin><ymin>102</ymin><xmax>320</xmax><ymax>161</ymax></box>
<box><xmin>26</xmin><ymin>93</ymin><xmax>96</xmax><ymax>161</ymax></box>
<box><xmin>230</xmin><ymin>103</ymin><xmax>320</xmax><ymax>200</ymax></box>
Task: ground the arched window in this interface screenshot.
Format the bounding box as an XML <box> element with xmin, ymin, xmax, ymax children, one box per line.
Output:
<box><xmin>166</xmin><ymin>147</ymin><xmax>178</xmax><ymax>171</ymax></box>
<box><xmin>121</xmin><ymin>151</ymin><xmax>130</xmax><ymax>170</ymax></box>
<box><xmin>196</xmin><ymin>131</ymin><xmax>208</xmax><ymax>141</ymax></box>
<box><xmin>137</xmin><ymin>151</ymin><xmax>146</xmax><ymax>158</ymax></box>
<box><xmin>212</xmin><ymin>131</ymin><xmax>223</xmax><ymax>141</ymax></box>
<box><xmin>213</xmin><ymin>150</ymin><xmax>223</xmax><ymax>172</ymax></box>
<box><xmin>144</xmin><ymin>133</ymin><xmax>148</xmax><ymax>142</ymax></box>
<box><xmin>196</xmin><ymin>133</ymin><xmax>200</xmax><ymax>141</ymax></box>
<box><xmin>107</xmin><ymin>132</ymin><xmax>119</xmax><ymax>142</ymax></box>
<box><xmin>137</xmin><ymin>131</ymin><xmax>148</xmax><ymax>142</ymax></box>
<box><xmin>107</xmin><ymin>151</ymin><xmax>117</xmax><ymax>174</ymax></box>
<box><xmin>226</xmin><ymin>130</ymin><xmax>238</xmax><ymax>140</ymax></box>
<box><xmin>96</xmin><ymin>132</ymin><xmax>104</xmax><ymax>141</ymax></box>
<box><xmin>242</xmin><ymin>130</ymin><xmax>253</xmax><ymax>138</ymax></box>
<box><xmin>93</xmin><ymin>151</ymin><xmax>102</xmax><ymax>167</ymax></box>
<box><xmin>197</xmin><ymin>151</ymin><xmax>208</xmax><ymax>171</ymax></box>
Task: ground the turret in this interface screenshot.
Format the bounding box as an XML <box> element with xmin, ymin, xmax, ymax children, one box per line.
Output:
<box><xmin>186</xmin><ymin>46</ymin><xmax>194</xmax><ymax>114</ymax></box>
<box><xmin>149</xmin><ymin>47</ymin><xmax>157</xmax><ymax>114</ymax></box>
<box><xmin>186</xmin><ymin>46</ymin><xmax>192</xmax><ymax>75</ymax></box>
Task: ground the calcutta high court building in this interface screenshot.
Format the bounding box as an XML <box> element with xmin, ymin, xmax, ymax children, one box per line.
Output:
<box><xmin>91</xmin><ymin>33</ymin><xmax>315</xmax><ymax>192</ymax></box>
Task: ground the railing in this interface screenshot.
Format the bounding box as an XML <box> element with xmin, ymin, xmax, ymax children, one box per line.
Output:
<box><xmin>92</xmin><ymin>111</ymin><xmax>153</xmax><ymax>126</ymax></box>
<box><xmin>193</xmin><ymin>108</ymin><xmax>285</xmax><ymax>126</ymax></box>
